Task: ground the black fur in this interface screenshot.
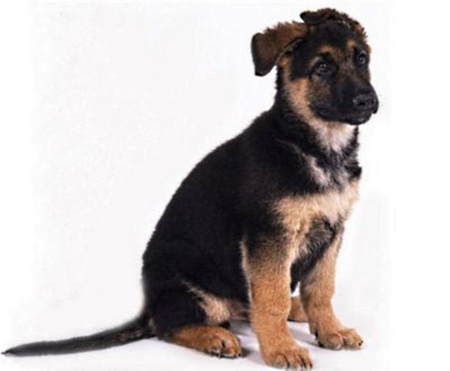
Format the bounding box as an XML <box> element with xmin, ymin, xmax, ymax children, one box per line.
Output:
<box><xmin>3</xmin><ymin>316</ymin><xmax>153</xmax><ymax>357</ymax></box>
<box><xmin>4</xmin><ymin>9</ymin><xmax>377</xmax><ymax>358</ymax></box>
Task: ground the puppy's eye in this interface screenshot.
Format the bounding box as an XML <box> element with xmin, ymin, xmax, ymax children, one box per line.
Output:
<box><xmin>315</xmin><ymin>62</ymin><xmax>332</xmax><ymax>76</ymax></box>
<box><xmin>356</xmin><ymin>52</ymin><xmax>368</xmax><ymax>66</ymax></box>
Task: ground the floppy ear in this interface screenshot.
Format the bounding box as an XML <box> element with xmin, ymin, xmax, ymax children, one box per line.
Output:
<box><xmin>251</xmin><ymin>22</ymin><xmax>307</xmax><ymax>76</ymax></box>
<box><xmin>300</xmin><ymin>8</ymin><xmax>366</xmax><ymax>40</ymax></box>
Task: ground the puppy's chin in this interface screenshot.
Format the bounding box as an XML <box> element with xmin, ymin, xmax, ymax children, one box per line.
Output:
<box><xmin>313</xmin><ymin>108</ymin><xmax>373</xmax><ymax>126</ymax></box>
<box><xmin>343</xmin><ymin>113</ymin><xmax>373</xmax><ymax>126</ymax></box>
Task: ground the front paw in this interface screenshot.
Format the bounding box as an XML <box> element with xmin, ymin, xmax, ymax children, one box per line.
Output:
<box><xmin>262</xmin><ymin>344</ymin><xmax>312</xmax><ymax>370</ymax></box>
<box><xmin>314</xmin><ymin>327</ymin><xmax>363</xmax><ymax>350</ymax></box>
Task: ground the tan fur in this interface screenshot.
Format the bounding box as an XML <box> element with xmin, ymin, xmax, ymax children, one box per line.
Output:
<box><xmin>346</xmin><ymin>39</ymin><xmax>358</xmax><ymax>52</ymax></box>
<box><xmin>183</xmin><ymin>281</ymin><xmax>247</xmax><ymax>324</ymax></box>
<box><xmin>241</xmin><ymin>174</ymin><xmax>359</xmax><ymax>364</ymax></box>
<box><xmin>303</xmin><ymin>154</ymin><xmax>332</xmax><ymax>187</ymax></box>
<box><xmin>239</xmin><ymin>238</ymin><xmax>253</xmax><ymax>308</ymax></box>
<box><xmin>246</xmin><ymin>246</ymin><xmax>312</xmax><ymax>369</ymax></box>
<box><xmin>241</xmin><ymin>179</ymin><xmax>359</xmax><ymax>362</ymax></box>
<box><xmin>318</xmin><ymin>44</ymin><xmax>345</xmax><ymax>59</ymax></box>
<box><xmin>274</xmin><ymin>178</ymin><xmax>359</xmax><ymax>240</ymax></box>
<box><xmin>272</xmin><ymin>180</ymin><xmax>360</xmax><ymax>351</ymax></box>
<box><xmin>300</xmin><ymin>233</ymin><xmax>363</xmax><ymax>350</ymax></box>
<box><xmin>166</xmin><ymin>325</ymin><xmax>242</xmax><ymax>358</ymax></box>
<box><xmin>241</xmin><ymin>175</ymin><xmax>358</xmax><ymax>367</ymax></box>
<box><xmin>283</xmin><ymin>75</ymin><xmax>356</xmax><ymax>152</ymax></box>
<box><xmin>288</xmin><ymin>296</ymin><xmax>308</xmax><ymax>322</ymax></box>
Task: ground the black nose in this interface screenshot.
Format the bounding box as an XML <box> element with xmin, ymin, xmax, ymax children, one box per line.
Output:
<box><xmin>353</xmin><ymin>92</ymin><xmax>378</xmax><ymax>112</ymax></box>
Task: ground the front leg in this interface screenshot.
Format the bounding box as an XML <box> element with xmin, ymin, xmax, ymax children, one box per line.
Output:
<box><xmin>245</xmin><ymin>235</ymin><xmax>312</xmax><ymax>370</ymax></box>
<box><xmin>300</xmin><ymin>231</ymin><xmax>363</xmax><ymax>350</ymax></box>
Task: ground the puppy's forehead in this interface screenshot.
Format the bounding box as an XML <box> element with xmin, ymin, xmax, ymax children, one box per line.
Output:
<box><xmin>309</xmin><ymin>21</ymin><xmax>369</xmax><ymax>54</ymax></box>
<box><xmin>314</xmin><ymin>40</ymin><xmax>366</xmax><ymax>59</ymax></box>
<box><xmin>305</xmin><ymin>38</ymin><xmax>369</xmax><ymax>67</ymax></box>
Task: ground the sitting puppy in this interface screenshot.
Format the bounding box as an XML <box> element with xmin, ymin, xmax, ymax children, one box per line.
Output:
<box><xmin>4</xmin><ymin>8</ymin><xmax>378</xmax><ymax>370</ymax></box>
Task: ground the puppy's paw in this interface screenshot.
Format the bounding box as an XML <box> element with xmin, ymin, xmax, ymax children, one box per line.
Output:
<box><xmin>205</xmin><ymin>329</ymin><xmax>242</xmax><ymax>358</ymax></box>
<box><xmin>263</xmin><ymin>345</ymin><xmax>313</xmax><ymax>370</ymax></box>
<box><xmin>315</xmin><ymin>328</ymin><xmax>363</xmax><ymax>350</ymax></box>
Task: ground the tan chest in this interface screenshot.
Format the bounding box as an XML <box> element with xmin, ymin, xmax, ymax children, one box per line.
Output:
<box><xmin>273</xmin><ymin>180</ymin><xmax>359</xmax><ymax>256</ymax></box>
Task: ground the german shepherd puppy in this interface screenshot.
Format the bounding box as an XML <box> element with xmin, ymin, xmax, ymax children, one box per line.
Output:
<box><xmin>4</xmin><ymin>8</ymin><xmax>378</xmax><ymax>370</ymax></box>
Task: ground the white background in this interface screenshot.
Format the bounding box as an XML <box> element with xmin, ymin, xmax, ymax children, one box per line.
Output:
<box><xmin>0</xmin><ymin>0</ymin><xmax>449</xmax><ymax>370</ymax></box>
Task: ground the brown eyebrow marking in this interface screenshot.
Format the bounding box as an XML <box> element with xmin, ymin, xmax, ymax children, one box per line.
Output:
<box><xmin>346</xmin><ymin>39</ymin><xmax>370</xmax><ymax>54</ymax></box>
<box><xmin>317</xmin><ymin>45</ymin><xmax>344</xmax><ymax>59</ymax></box>
<box><xmin>308</xmin><ymin>49</ymin><xmax>339</xmax><ymax>71</ymax></box>
<box><xmin>346</xmin><ymin>39</ymin><xmax>358</xmax><ymax>51</ymax></box>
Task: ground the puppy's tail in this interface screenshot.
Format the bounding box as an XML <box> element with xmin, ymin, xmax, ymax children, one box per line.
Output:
<box><xmin>3</xmin><ymin>313</ymin><xmax>155</xmax><ymax>357</ymax></box>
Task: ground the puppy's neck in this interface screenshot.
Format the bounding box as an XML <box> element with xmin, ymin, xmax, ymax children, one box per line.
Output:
<box><xmin>305</xmin><ymin>117</ymin><xmax>356</xmax><ymax>153</ymax></box>
<box><xmin>272</xmin><ymin>90</ymin><xmax>356</xmax><ymax>155</ymax></box>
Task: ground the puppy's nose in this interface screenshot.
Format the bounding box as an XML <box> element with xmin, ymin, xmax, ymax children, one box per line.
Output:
<box><xmin>353</xmin><ymin>92</ymin><xmax>378</xmax><ymax>112</ymax></box>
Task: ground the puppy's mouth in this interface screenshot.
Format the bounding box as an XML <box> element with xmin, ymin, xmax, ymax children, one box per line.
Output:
<box><xmin>314</xmin><ymin>108</ymin><xmax>374</xmax><ymax>126</ymax></box>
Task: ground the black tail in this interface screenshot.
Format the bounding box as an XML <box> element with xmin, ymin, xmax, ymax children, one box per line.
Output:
<box><xmin>3</xmin><ymin>314</ymin><xmax>155</xmax><ymax>357</ymax></box>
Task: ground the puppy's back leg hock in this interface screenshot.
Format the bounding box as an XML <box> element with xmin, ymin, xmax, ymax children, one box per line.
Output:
<box><xmin>164</xmin><ymin>325</ymin><xmax>242</xmax><ymax>359</ymax></box>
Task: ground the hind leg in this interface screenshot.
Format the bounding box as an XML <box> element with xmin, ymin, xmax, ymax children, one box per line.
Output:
<box><xmin>150</xmin><ymin>283</ymin><xmax>242</xmax><ymax>358</ymax></box>
<box><xmin>165</xmin><ymin>325</ymin><xmax>242</xmax><ymax>358</ymax></box>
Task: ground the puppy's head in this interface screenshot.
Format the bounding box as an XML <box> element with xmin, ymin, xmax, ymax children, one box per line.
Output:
<box><xmin>252</xmin><ymin>8</ymin><xmax>378</xmax><ymax>126</ymax></box>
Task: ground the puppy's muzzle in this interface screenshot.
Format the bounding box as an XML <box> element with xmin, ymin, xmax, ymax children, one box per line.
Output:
<box><xmin>352</xmin><ymin>92</ymin><xmax>378</xmax><ymax>114</ymax></box>
<box><xmin>353</xmin><ymin>92</ymin><xmax>378</xmax><ymax>113</ymax></box>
